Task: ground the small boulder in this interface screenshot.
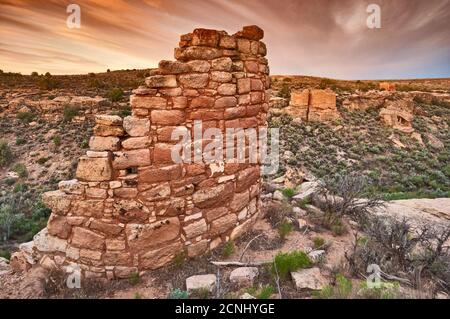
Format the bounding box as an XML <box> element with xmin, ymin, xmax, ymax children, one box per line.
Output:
<box><xmin>291</xmin><ymin>267</ymin><xmax>327</xmax><ymax>291</ymax></box>
<box><xmin>186</xmin><ymin>274</ymin><xmax>217</xmax><ymax>294</ymax></box>
<box><xmin>229</xmin><ymin>267</ymin><xmax>259</xmax><ymax>286</ymax></box>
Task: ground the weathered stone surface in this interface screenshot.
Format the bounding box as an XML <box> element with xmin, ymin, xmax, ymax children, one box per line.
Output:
<box><xmin>113</xmin><ymin>149</ymin><xmax>151</xmax><ymax>169</ymax></box>
<box><xmin>175</xmin><ymin>47</ymin><xmax>222</xmax><ymax>61</ymax></box>
<box><xmin>126</xmin><ymin>218</ymin><xmax>180</xmax><ymax>252</ymax></box>
<box><xmin>235</xmin><ymin>25</ymin><xmax>264</xmax><ymax>41</ymax></box>
<box><xmin>89</xmin><ymin>136</ymin><xmax>121</xmax><ymax>151</ymax></box>
<box><xmin>139</xmin><ymin>164</ymin><xmax>182</xmax><ymax>183</ymax></box>
<box><xmin>90</xmin><ymin>220</ymin><xmax>123</xmax><ymax>236</ymax></box>
<box><xmin>123</xmin><ymin>116</ymin><xmax>150</xmax><ymax>137</ymax></box>
<box><xmin>71</xmin><ymin>227</ymin><xmax>105</xmax><ymax>250</ymax></box>
<box><xmin>140</xmin><ymin>241</ymin><xmax>183</xmax><ymax>270</ymax></box>
<box><xmin>94</xmin><ymin>125</ymin><xmax>125</xmax><ymax>137</ymax></box>
<box><xmin>230</xmin><ymin>190</ymin><xmax>250</xmax><ymax>213</ymax></box>
<box><xmin>215</xmin><ymin>97</ymin><xmax>237</xmax><ymax>108</ymax></box>
<box><xmin>380</xmin><ymin>99</ymin><xmax>414</xmax><ymax>133</ymax></box>
<box><xmin>95</xmin><ymin>115</ymin><xmax>123</xmax><ymax>126</ymax></box>
<box><xmin>187</xmin><ymin>60</ymin><xmax>211</xmax><ymax>73</ymax></box>
<box><xmin>291</xmin><ymin>268</ymin><xmax>327</xmax><ymax>291</ymax></box>
<box><xmin>193</xmin><ymin>183</ymin><xmax>234</xmax><ymax>209</ymax></box>
<box><xmin>184</xmin><ymin>219</ymin><xmax>208</xmax><ymax>239</ymax></box>
<box><xmin>145</xmin><ymin>75</ymin><xmax>178</xmax><ymax>88</ymax></box>
<box><xmin>47</xmin><ymin>215</ymin><xmax>71</xmax><ymax>239</ymax></box>
<box><xmin>42</xmin><ymin>190</ymin><xmax>71</xmax><ymax>214</ymax></box>
<box><xmin>151</xmin><ymin>110</ymin><xmax>185</xmax><ymax>125</ymax></box>
<box><xmin>230</xmin><ymin>267</ymin><xmax>258</xmax><ymax>286</ymax></box>
<box><xmin>139</xmin><ymin>183</ymin><xmax>171</xmax><ymax>201</ymax></box>
<box><xmin>121</xmin><ymin>137</ymin><xmax>151</xmax><ymax>150</ymax></box>
<box><xmin>210</xmin><ymin>214</ymin><xmax>237</xmax><ymax>236</ymax></box>
<box><xmin>159</xmin><ymin>60</ymin><xmax>191</xmax><ymax>74</ymax></box>
<box><xmin>211</xmin><ymin>57</ymin><xmax>232</xmax><ymax>71</ymax></box>
<box><xmin>211</xmin><ymin>71</ymin><xmax>232</xmax><ymax>83</ymax></box>
<box><xmin>76</xmin><ymin>157</ymin><xmax>113</xmax><ymax>182</ymax></box>
<box><xmin>34</xmin><ymin>228</ymin><xmax>68</xmax><ymax>253</ymax></box>
<box><xmin>187</xmin><ymin>240</ymin><xmax>208</xmax><ymax>257</ymax></box>
<box><xmin>217</xmin><ymin>83</ymin><xmax>236</xmax><ymax>95</ymax></box>
<box><xmin>236</xmin><ymin>166</ymin><xmax>260</xmax><ymax>192</ymax></box>
<box><xmin>186</xmin><ymin>274</ymin><xmax>217</xmax><ymax>293</ymax></box>
<box><xmin>130</xmin><ymin>95</ymin><xmax>167</xmax><ymax>109</ymax></box>
<box><xmin>192</xmin><ymin>29</ymin><xmax>220</xmax><ymax>47</ymax></box>
<box><xmin>179</xmin><ymin>73</ymin><xmax>209</xmax><ymax>88</ymax></box>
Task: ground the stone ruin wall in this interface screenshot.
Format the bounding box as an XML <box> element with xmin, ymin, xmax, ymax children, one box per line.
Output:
<box><xmin>11</xmin><ymin>26</ymin><xmax>271</xmax><ymax>280</ymax></box>
<box><xmin>289</xmin><ymin>89</ymin><xmax>338</xmax><ymax>122</ymax></box>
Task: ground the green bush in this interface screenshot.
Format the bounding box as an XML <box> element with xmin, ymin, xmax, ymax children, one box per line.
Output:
<box><xmin>173</xmin><ymin>251</ymin><xmax>186</xmax><ymax>267</ymax></box>
<box><xmin>0</xmin><ymin>140</ymin><xmax>13</xmax><ymax>167</ymax></box>
<box><xmin>63</xmin><ymin>105</ymin><xmax>79</xmax><ymax>122</ymax></box>
<box><xmin>272</xmin><ymin>250</ymin><xmax>312</xmax><ymax>279</ymax></box>
<box><xmin>278</xmin><ymin>221</ymin><xmax>293</xmax><ymax>240</ymax></box>
<box><xmin>0</xmin><ymin>249</ymin><xmax>11</xmax><ymax>260</ymax></box>
<box><xmin>313</xmin><ymin>274</ymin><xmax>353</xmax><ymax>299</ymax></box>
<box><xmin>53</xmin><ymin>135</ymin><xmax>62</xmax><ymax>147</ymax></box>
<box><xmin>17</xmin><ymin>111</ymin><xmax>35</xmax><ymax>123</ymax></box>
<box><xmin>13</xmin><ymin>163</ymin><xmax>28</xmax><ymax>178</ymax></box>
<box><xmin>38</xmin><ymin>76</ymin><xmax>58</xmax><ymax>90</ymax></box>
<box><xmin>313</xmin><ymin>237</ymin><xmax>326</xmax><ymax>250</ymax></box>
<box><xmin>282</xmin><ymin>188</ymin><xmax>296</xmax><ymax>199</ymax></box>
<box><xmin>129</xmin><ymin>272</ymin><xmax>140</xmax><ymax>285</ymax></box>
<box><xmin>257</xmin><ymin>285</ymin><xmax>275</xmax><ymax>299</ymax></box>
<box><xmin>108</xmin><ymin>88</ymin><xmax>124</xmax><ymax>102</ymax></box>
<box><xmin>277</xmin><ymin>84</ymin><xmax>291</xmax><ymax>99</ymax></box>
<box><xmin>169</xmin><ymin>288</ymin><xmax>189</xmax><ymax>299</ymax></box>
<box><xmin>222</xmin><ymin>241</ymin><xmax>234</xmax><ymax>258</ymax></box>
<box><xmin>15</xmin><ymin>138</ymin><xmax>26</xmax><ymax>145</ymax></box>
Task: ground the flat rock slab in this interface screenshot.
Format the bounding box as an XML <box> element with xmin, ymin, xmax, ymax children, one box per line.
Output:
<box><xmin>229</xmin><ymin>267</ymin><xmax>259</xmax><ymax>286</ymax></box>
<box><xmin>186</xmin><ymin>274</ymin><xmax>217</xmax><ymax>293</ymax></box>
<box><xmin>291</xmin><ymin>267</ymin><xmax>327</xmax><ymax>291</ymax></box>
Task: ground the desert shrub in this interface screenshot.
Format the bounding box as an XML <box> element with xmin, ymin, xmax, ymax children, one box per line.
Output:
<box><xmin>190</xmin><ymin>288</ymin><xmax>210</xmax><ymax>299</ymax></box>
<box><xmin>282</xmin><ymin>188</ymin><xmax>296</xmax><ymax>199</ymax></box>
<box><xmin>278</xmin><ymin>221</ymin><xmax>293</xmax><ymax>240</ymax></box>
<box><xmin>63</xmin><ymin>105</ymin><xmax>79</xmax><ymax>122</ymax></box>
<box><xmin>346</xmin><ymin>215</ymin><xmax>450</xmax><ymax>293</ymax></box>
<box><xmin>0</xmin><ymin>204</ymin><xmax>22</xmax><ymax>241</ymax></box>
<box><xmin>313</xmin><ymin>237</ymin><xmax>326</xmax><ymax>250</ymax></box>
<box><xmin>265</xmin><ymin>201</ymin><xmax>294</xmax><ymax>228</ymax></box>
<box><xmin>15</xmin><ymin>137</ymin><xmax>26</xmax><ymax>145</ymax></box>
<box><xmin>13</xmin><ymin>163</ymin><xmax>28</xmax><ymax>178</ymax></box>
<box><xmin>222</xmin><ymin>241</ymin><xmax>234</xmax><ymax>258</ymax></box>
<box><xmin>272</xmin><ymin>250</ymin><xmax>312</xmax><ymax>279</ymax></box>
<box><xmin>129</xmin><ymin>272</ymin><xmax>140</xmax><ymax>285</ymax></box>
<box><xmin>277</xmin><ymin>83</ymin><xmax>291</xmax><ymax>99</ymax></box>
<box><xmin>17</xmin><ymin>111</ymin><xmax>35</xmax><ymax>123</ymax></box>
<box><xmin>108</xmin><ymin>88</ymin><xmax>124</xmax><ymax>102</ymax></box>
<box><xmin>0</xmin><ymin>140</ymin><xmax>13</xmax><ymax>167</ymax></box>
<box><xmin>314</xmin><ymin>172</ymin><xmax>385</xmax><ymax>226</ymax></box>
<box><xmin>173</xmin><ymin>251</ymin><xmax>186</xmax><ymax>267</ymax></box>
<box><xmin>313</xmin><ymin>274</ymin><xmax>353</xmax><ymax>299</ymax></box>
<box><xmin>257</xmin><ymin>285</ymin><xmax>275</xmax><ymax>299</ymax></box>
<box><xmin>80</xmin><ymin>139</ymin><xmax>89</xmax><ymax>149</ymax></box>
<box><xmin>31</xmin><ymin>71</ymin><xmax>39</xmax><ymax>76</ymax></box>
<box><xmin>14</xmin><ymin>182</ymin><xmax>28</xmax><ymax>193</ymax></box>
<box><xmin>169</xmin><ymin>288</ymin><xmax>189</xmax><ymax>299</ymax></box>
<box><xmin>358</xmin><ymin>281</ymin><xmax>400</xmax><ymax>299</ymax></box>
<box><xmin>38</xmin><ymin>76</ymin><xmax>58</xmax><ymax>90</ymax></box>
<box><xmin>0</xmin><ymin>249</ymin><xmax>11</xmax><ymax>260</ymax></box>
<box><xmin>53</xmin><ymin>135</ymin><xmax>62</xmax><ymax>147</ymax></box>
<box><xmin>37</xmin><ymin>157</ymin><xmax>50</xmax><ymax>165</ymax></box>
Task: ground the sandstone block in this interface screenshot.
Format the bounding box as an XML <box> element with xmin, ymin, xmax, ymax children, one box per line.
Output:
<box><xmin>192</xmin><ymin>28</ymin><xmax>220</xmax><ymax>47</ymax></box>
<box><xmin>187</xmin><ymin>240</ymin><xmax>208</xmax><ymax>258</ymax></box>
<box><xmin>211</xmin><ymin>71</ymin><xmax>232</xmax><ymax>83</ymax></box>
<box><xmin>76</xmin><ymin>157</ymin><xmax>113</xmax><ymax>182</ymax></box>
<box><xmin>89</xmin><ymin>136</ymin><xmax>121</xmax><ymax>151</ymax></box>
<box><xmin>158</xmin><ymin>60</ymin><xmax>191</xmax><ymax>74</ymax></box>
<box><xmin>175</xmin><ymin>47</ymin><xmax>222</xmax><ymax>61</ymax></box>
<box><xmin>183</xmin><ymin>218</ymin><xmax>208</xmax><ymax>239</ymax></box>
<box><xmin>47</xmin><ymin>215</ymin><xmax>71</xmax><ymax>239</ymax></box>
<box><xmin>140</xmin><ymin>241</ymin><xmax>183</xmax><ymax>270</ymax></box>
<box><xmin>217</xmin><ymin>83</ymin><xmax>236</xmax><ymax>96</ymax></box>
<box><xmin>145</xmin><ymin>75</ymin><xmax>178</xmax><ymax>88</ymax></box>
<box><xmin>291</xmin><ymin>268</ymin><xmax>327</xmax><ymax>291</ymax></box>
<box><xmin>210</xmin><ymin>214</ymin><xmax>237</xmax><ymax>236</ymax></box>
<box><xmin>112</xmin><ymin>149</ymin><xmax>151</xmax><ymax>170</ymax></box>
<box><xmin>235</xmin><ymin>25</ymin><xmax>264</xmax><ymax>41</ymax></box>
<box><xmin>126</xmin><ymin>218</ymin><xmax>180</xmax><ymax>252</ymax></box>
<box><xmin>187</xmin><ymin>60</ymin><xmax>211</xmax><ymax>73</ymax></box>
<box><xmin>151</xmin><ymin>110</ymin><xmax>185</xmax><ymax>125</ymax></box>
<box><xmin>237</xmin><ymin>78</ymin><xmax>251</xmax><ymax>94</ymax></box>
<box><xmin>94</xmin><ymin>125</ymin><xmax>125</xmax><ymax>137</ymax></box>
<box><xmin>95</xmin><ymin>115</ymin><xmax>123</xmax><ymax>126</ymax></box>
<box><xmin>130</xmin><ymin>95</ymin><xmax>167</xmax><ymax>109</ymax></box>
<box><xmin>219</xmin><ymin>35</ymin><xmax>236</xmax><ymax>49</ymax></box>
<box><xmin>139</xmin><ymin>164</ymin><xmax>182</xmax><ymax>183</ymax></box>
<box><xmin>230</xmin><ymin>267</ymin><xmax>258</xmax><ymax>286</ymax></box>
<box><xmin>123</xmin><ymin>116</ymin><xmax>150</xmax><ymax>137</ymax></box>
<box><xmin>186</xmin><ymin>274</ymin><xmax>217</xmax><ymax>293</ymax></box>
<box><xmin>179</xmin><ymin>73</ymin><xmax>209</xmax><ymax>88</ymax></box>
<box><xmin>121</xmin><ymin>137</ymin><xmax>151</xmax><ymax>150</ymax></box>
<box><xmin>211</xmin><ymin>57</ymin><xmax>232</xmax><ymax>71</ymax></box>
<box><xmin>193</xmin><ymin>183</ymin><xmax>234</xmax><ymax>209</ymax></box>
<box><xmin>71</xmin><ymin>227</ymin><xmax>105</xmax><ymax>250</ymax></box>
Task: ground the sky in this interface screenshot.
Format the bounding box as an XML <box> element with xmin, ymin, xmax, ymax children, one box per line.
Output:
<box><xmin>0</xmin><ymin>0</ymin><xmax>449</xmax><ymax>80</ymax></box>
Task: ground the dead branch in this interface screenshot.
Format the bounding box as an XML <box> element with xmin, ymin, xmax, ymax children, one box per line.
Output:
<box><xmin>239</xmin><ymin>233</ymin><xmax>264</xmax><ymax>262</ymax></box>
<box><xmin>211</xmin><ymin>261</ymin><xmax>271</xmax><ymax>267</ymax></box>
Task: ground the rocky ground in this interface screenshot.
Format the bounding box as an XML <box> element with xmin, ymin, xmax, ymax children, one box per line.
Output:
<box><xmin>0</xmin><ymin>71</ymin><xmax>449</xmax><ymax>299</ymax></box>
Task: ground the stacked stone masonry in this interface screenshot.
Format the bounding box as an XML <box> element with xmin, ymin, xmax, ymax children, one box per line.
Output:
<box><xmin>289</xmin><ymin>89</ymin><xmax>338</xmax><ymax>122</ymax></box>
<box><xmin>10</xmin><ymin>26</ymin><xmax>270</xmax><ymax>279</ymax></box>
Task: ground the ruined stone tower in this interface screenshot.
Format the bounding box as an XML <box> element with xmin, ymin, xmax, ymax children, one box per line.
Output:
<box><xmin>11</xmin><ymin>26</ymin><xmax>271</xmax><ymax>279</ymax></box>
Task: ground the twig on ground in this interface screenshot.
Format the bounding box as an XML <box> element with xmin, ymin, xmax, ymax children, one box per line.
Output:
<box><xmin>211</xmin><ymin>261</ymin><xmax>271</xmax><ymax>267</ymax></box>
<box><xmin>239</xmin><ymin>234</ymin><xmax>264</xmax><ymax>262</ymax></box>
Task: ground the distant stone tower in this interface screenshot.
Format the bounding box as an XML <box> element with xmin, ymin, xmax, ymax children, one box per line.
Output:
<box><xmin>11</xmin><ymin>26</ymin><xmax>271</xmax><ymax>279</ymax></box>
